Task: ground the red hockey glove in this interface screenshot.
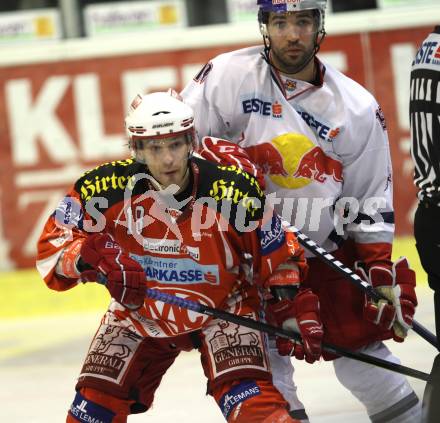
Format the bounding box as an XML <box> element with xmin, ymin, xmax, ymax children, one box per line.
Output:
<box><xmin>80</xmin><ymin>233</ymin><xmax>147</xmax><ymax>310</ymax></box>
<box><xmin>357</xmin><ymin>257</ymin><xmax>417</xmax><ymax>342</ymax></box>
<box><xmin>267</xmin><ymin>289</ymin><xmax>323</xmax><ymax>363</ymax></box>
<box><xmin>199</xmin><ymin>137</ymin><xmax>266</xmax><ymax>190</ymax></box>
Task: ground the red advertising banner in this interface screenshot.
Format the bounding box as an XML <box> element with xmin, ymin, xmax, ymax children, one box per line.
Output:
<box><xmin>0</xmin><ymin>25</ymin><xmax>433</xmax><ymax>268</ymax></box>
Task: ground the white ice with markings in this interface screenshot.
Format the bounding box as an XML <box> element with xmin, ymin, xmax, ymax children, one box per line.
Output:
<box><xmin>0</xmin><ymin>286</ymin><xmax>436</xmax><ymax>422</ymax></box>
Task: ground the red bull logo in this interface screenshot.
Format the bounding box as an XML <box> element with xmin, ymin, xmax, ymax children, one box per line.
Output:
<box><xmin>245</xmin><ymin>143</ymin><xmax>288</xmax><ymax>177</ymax></box>
<box><xmin>293</xmin><ymin>146</ymin><xmax>343</xmax><ymax>183</ymax></box>
<box><xmin>244</xmin><ymin>133</ymin><xmax>343</xmax><ymax>189</ymax></box>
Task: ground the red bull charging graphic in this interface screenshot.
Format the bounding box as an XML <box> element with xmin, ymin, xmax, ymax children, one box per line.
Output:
<box><xmin>245</xmin><ymin>133</ymin><xmax>343</xmax><ymax>189</ymax></box>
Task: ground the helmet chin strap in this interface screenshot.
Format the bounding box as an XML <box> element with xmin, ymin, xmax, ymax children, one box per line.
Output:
<box><xmin>146</xmin><ymin>173</ymin><xmax>165</xmax><ymax>191</ymax></box>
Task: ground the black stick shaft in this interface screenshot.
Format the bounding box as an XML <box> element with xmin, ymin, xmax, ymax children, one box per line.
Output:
<box><xmin>146</xmin><ymin>288</ymin><xmax>430</xmax><ymax>382</ymax></box>
<box><xmin>90</xmin><ymin>264</ymin><xmax>430</xmax><ymax>381</ymax></box>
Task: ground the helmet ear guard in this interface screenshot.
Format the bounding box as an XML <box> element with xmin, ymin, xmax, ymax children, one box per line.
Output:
<box><xmin>258</xmin><ymin>9</ymin><xmax>269</xmax><ymax>38</ymax></box>
<box><xmin>259</xmin><ymin>22</ymin><xmax>268</xmax><ymax>40</ymax></box>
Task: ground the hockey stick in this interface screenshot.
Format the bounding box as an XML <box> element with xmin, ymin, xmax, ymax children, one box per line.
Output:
<box><xmin>89</xmin><ymin>265</ymin><xmax>429</xmax><ymax>381</ymax></box>
<box><xmin>145</xmin><ymin>287</ymin><xmax>429</xmax><ymax>382</ymax></box>
<box><xmin>290</xmin><ymin>227</ymin><xmax>439</xmax><ymax>349</ymax></box>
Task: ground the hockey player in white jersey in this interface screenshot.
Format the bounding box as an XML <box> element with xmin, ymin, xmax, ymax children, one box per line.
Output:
<box><xmin>181</xmin><ymin>0</ymin><xmax>421</xmax><ymax>421</ymax></box>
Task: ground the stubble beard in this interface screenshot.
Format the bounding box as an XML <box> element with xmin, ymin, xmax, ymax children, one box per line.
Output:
<box><xmin>271</xmin><ymin>43</ymin><xmax>315</xmax><ymax>75</ymax></box>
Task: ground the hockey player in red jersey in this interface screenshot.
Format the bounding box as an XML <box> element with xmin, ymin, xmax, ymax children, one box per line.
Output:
<box><xmin>36</xmin><ymin>91</ymin><xmax>323</xmax><ymax>423</ymax></box>
<box><xmin>181</xmin><ymin>0</ymin><xmax>420</xmax><ymax>421</ymax></box>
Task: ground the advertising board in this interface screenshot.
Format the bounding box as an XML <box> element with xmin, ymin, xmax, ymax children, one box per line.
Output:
<box><xmin>0</xmin><ymin>9</ymin><xmax>437</xmax><ymax>268</ymax></box>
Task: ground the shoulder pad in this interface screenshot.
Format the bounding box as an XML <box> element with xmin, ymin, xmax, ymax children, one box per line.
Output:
<box><xmin>74</xmin><ymin>158</ymin><xmax>143</xmax><ymax>204</ymax></box>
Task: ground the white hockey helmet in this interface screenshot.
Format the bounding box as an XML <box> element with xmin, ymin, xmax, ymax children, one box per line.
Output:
<box><xmin>125</xmin><ymin>91</ymin><xmax>196</xmax><ymax>163</ymax></box>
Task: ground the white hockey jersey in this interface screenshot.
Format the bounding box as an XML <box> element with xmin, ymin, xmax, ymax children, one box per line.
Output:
<box><xmin>182</xmin><ymin>46</ymin><xmax>394</xmax><ymax>256</ymax></box>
